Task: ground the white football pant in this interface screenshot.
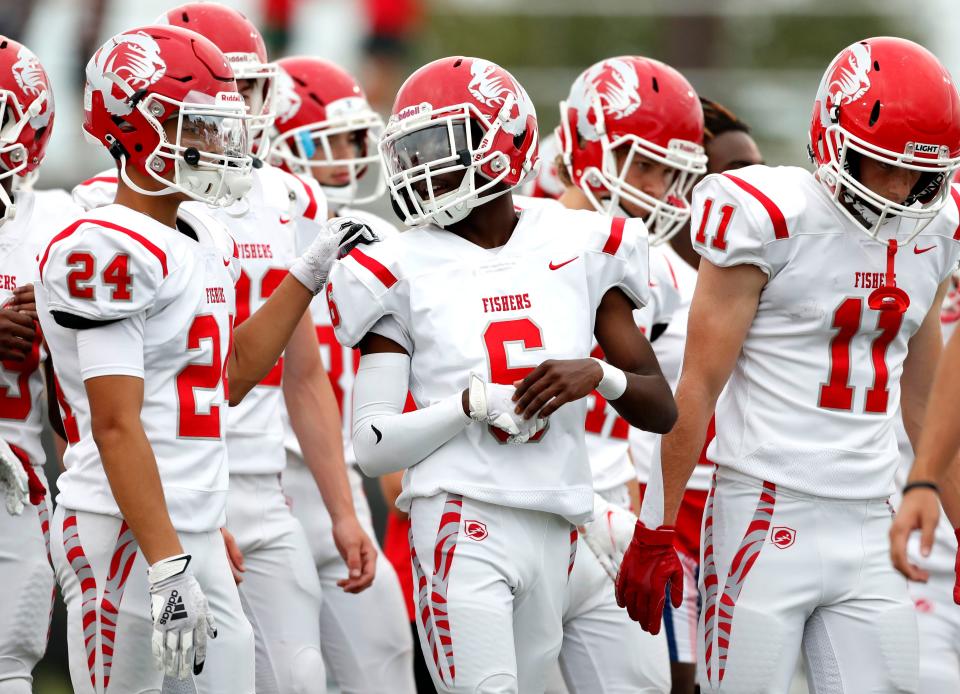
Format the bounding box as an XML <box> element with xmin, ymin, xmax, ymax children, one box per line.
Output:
<box><xmin>226</xmin><ymin>473</ymin><xmax>325</xmax><ymax>694</ymax></box>
<box><xmin>52</xmin><ymin>506</ymin><xmax>255</xmax><ymax>694</ymax></box>
<box><xmin>698</xmin><ymin>468</ymin><xmax>917</xmax><ymax>694</ymax></box>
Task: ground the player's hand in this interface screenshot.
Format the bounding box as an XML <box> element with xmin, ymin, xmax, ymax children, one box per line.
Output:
<box><xmin>148</xmin><ymin>554</ymin><xmax>217</xmax><ymax>679</ymax></box>
<box><xmin>615</xmin><ymin>521</ymin><xmax>683</xmax><ymax>634</ymax></box>
<box><xmin>332</xmin><ymin>514</ymin><xmax>377</xmax><ymax>594</ymax></box>
<box><xmin>220</xmin><ymin>528</ymin><xmax>245</xmax><ymax>585</ymax></box>
<box><xmin>11</xmin><ymin>284</ymin><xmax>37</xmax><ymax>321</ymax></box>
<box><xmin>0</xmin><ymin>305</ymin><xmax>35</xmax><ymax>361</ymax></box>
<box><xmin>0</xmin><ymin>438</ymin><xmax>29</xmax><ymax>515</ymax></box>
<box><xmin>289</xmin><ymin>217</ymin><xmax>380</xmax><ymax>295</ymax></box>
<box><xmin>511</xmin><ymin>358</ymin><xmax>603</xmax><ymax>420</ymax></box>
<box><xmin>890</xmin><ymin>485</ymin><xmax>940</xmax><ymax>582</ymax></box>
<box><xmin>581</xmin><ymin>494</ymin><xmax>637</xmax><ymax>582</ymax></box>
<box><xmin>467</xmin><ymin>374</ymin><xmax>547</xmax><ymax>444</ymax></box>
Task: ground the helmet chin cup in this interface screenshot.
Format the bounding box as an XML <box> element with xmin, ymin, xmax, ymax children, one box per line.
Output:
<box><xmin>868</xmin><ymin>285</ymin><xmax>910</xmax><ymax>313</ymax></box>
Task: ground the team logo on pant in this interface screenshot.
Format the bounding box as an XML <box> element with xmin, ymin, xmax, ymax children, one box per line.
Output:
<box><xmin>464</xmin><ymin>520</ymin><xmax>488</xmax><ymax>541</ymax></box>
<box><xmin>770</xmin><ymin>526</ymin><xmax>796</xmax><ymax>549</ymax></box>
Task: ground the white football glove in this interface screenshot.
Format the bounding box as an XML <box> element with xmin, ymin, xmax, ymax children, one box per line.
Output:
<box><xmin>0</xmin><ymin>438</ymin><xmax>28</xmax><ymax>515</ymax></box>
<box><xmin>148</xmin><ymin>554</ymin><xmax>217</xmax><ymax>679</ymax></box>
<box><xmin>289</xmin><ymin>217</ymin><xmax>380</xmax><ymax>295</ymax></box>
<box><xmin>467</xmin><ymin>374</ymin><xmax>547</xmax><ymax>444</ymax></box>
<box><xmin>581</xmin><ymin>494</ymin><xmax>638</xmax><ymax>582</ymax></box>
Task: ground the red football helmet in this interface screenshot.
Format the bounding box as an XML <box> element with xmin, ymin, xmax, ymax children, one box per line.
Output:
<box><xmin>0</xmin><ymin>37</ymin><xmax>54</xmax><ymax>221</ymax></box>
<box><xmin>84</xmin><ymin>25</ymin><xmax>251</xmax><ymax>206</ymax></box>
<box><xmin>271</xmin><ymin>57</ymin><xmax>384</xmax><ymax>206</ymax></box>
<box><xmin>557</xmin><ymin>56</ymin><xmax>706</xmax><ymax>244</ymax></box>
<box><xmin>810</xmin><ymin>37</ymin><xmax>960</xmax><ymax>240</ymax></box>
<box><xmin>379</xmin><ymin>56</ymin><xmax>539</xmax><ymax>226</ymax></box>
<box><xmin>159</xmin><ymin>2</ymin><xmax>278</xmax><ymax>161</ymax></box>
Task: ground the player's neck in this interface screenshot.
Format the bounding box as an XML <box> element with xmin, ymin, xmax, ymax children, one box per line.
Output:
<box><xmin>445</xmin><ymin>192</ymin><xmax>518</xmax><ymax>249</ymax></box>
<box><xmin>668</xmin><ymin>224</ymin><xmax>700</xmax><ymax>269</ymax></box>
<box><xmin>114</xmin><ymin>184</ymin><xmax>182</xmax><ymax>230</ymax></box>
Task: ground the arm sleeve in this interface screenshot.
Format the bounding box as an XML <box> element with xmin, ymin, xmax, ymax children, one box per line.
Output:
<box><xmin>368</xmin><ymin>314</ymin><xmax>413</xmax><ymax>353</ymax></box>
<box><xmin>76</xmin><ymin>313</ymin><xmax>146</xmax><ymax>380</ymax></box>
<box><xmin>327</xmin><ymin>256</ymin><xmax>392</xmax><ymax>348</ymax></box>
<box><xmin>352</xmin><ymin>352</ymin><xmax>472</xmax><ymax>477</ymax></box>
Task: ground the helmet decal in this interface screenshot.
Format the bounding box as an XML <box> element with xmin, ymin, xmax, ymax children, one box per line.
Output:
<box><xmin>590</xmin><ymin>58</ymin><xmax>643</xmax><ymax>120</ymax></box>
<box><xmin>11</xmin><ymin>46</ymin><xmax>51</xmax><ymax>129</ymax></box>
<box><xmin>274</xmin><ymin>67</ymin><xmax>301</xmax><ymax>124</ymax></box>
<box><xmin>817</xmin><ymin>42</ymin><xmax>872</xmax><ymax>126</ymax></box>
<box><xmin>467</xmin><ymin>59</ymin><xmax>532</xmax><ymax>137</ymax></box>
<box><xmin>91</xmin><ymin>32</ymin><xmax>167</xmax><ymax>117</ymax></box>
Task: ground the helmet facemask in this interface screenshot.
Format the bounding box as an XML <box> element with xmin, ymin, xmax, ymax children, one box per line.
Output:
<box><xmin>115</xmin><ymin>88</ymin><xmax>252</xmax><ymax>206</ymax></box>
<box><xmin>272</xmin><ymin>110</ymin><xmax>385</xmax><ymax>206</ymax></box>
<box><xmin>815</xmin><ymin>122</ymin><xmax>960</xmax><ymax>243</ymax></box>
<box><xmin>231</xmin><ymin>58</ymin><xmax>278</xmax><ymax>162</ymax></box>
<box><xmin>0</xmin><ymin>91</ymin><xmax>49</xmax><ymax>222</ymax></box>
<box><xmin>381</xmin><ymin>99</ymin><xmax>534</xmax><ymax>227</ymax></box>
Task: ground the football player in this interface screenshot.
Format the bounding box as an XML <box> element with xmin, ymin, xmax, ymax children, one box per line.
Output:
<box><xmin>270</xmin><ymin>55</ymin><xmax>417</xmax><ymax>693</ymax></box>
<box><xmin>0</xmin><ymin>37</ymin><xmax>82</xmax><ymax>694</ymax></box>
<box><xmin>327</xmin><ymin>56</ymin><xmax>676</xmax><ymax>693</ymax></box>
<box><xmin>71</xmin><ymin>6</ymin><xmax>380</xmax><ymax>692</ymax></box>
<box><xmin>36</xmin><ymin>25</ymin><xmax>370</xmax><ymax>693</ymax></box>
<box><xmin>535</xmin><ymin>54</ymin><xmax>710</xmax><ymax>694</ymax></box>
<box><xmin>625</xmin><ymin>37</ymin><xmax>960</xmax><ymax>693</ymax></box>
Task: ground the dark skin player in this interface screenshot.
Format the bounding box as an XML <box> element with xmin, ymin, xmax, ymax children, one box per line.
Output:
<box><xmin>361</xmin><ymin>169</ymin><xmax>677</xmax><ymax>435</ymax></box>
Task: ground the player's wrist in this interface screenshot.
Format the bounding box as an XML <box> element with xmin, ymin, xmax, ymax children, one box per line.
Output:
<box><xmin>148</xmin><ymin>553</ymin><xmax>192</xmax><ymax>585</ymax></box>
<box><xmin>902</xmin><ymin>480</ymin><xmax>940</xmax><ymax>496</ymax></box>
<box><xmin>590</xmin><ymin>357</ymin><xmax>627</xmax><ymax>400</ymax></box>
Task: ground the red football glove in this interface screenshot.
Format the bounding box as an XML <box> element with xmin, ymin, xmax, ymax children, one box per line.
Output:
<box><xmin>615</xmin><ymin>521</ymin><xmax>684</xmax><ymax>634</ymax></box>
<box><xmin>954</xmin><ymin>528</ymin><xmax>960</xmax><ymax>605</ymax></box>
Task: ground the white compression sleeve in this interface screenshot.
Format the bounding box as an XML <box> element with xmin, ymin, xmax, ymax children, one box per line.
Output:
<box><xmin>638</xmin><ymin>437</ymin><xmax>666</xmax><ymax>528</ymax></box>
<box><xmin>352</xmin><ymin>352</ymin><xmax>472</xmax><ymax>476</ymax></box>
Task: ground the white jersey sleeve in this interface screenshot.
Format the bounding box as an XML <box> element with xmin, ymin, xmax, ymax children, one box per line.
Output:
<box><xmin>39</xmin><ymin>220</ymin><xmax>168</xmax><ymax>322</ymax></box>
<box><xmin>691</xmin><ymin>172</ymin><xmax>793</xmax><ymax>278</ymax></box>
<box><xmin>579</xmin><ymin>213</ymin><xmax>651</xmax><ymax>310</ymax></box>
<box><xmin>634</xmin><ymin>246</ymin><xmax>681</xmax><ymax>334</ymax></box>
<box><xmin>281</xmin><ymin>170</ymin><xmax>328</xmax><ymax>224</ymax></box>
<box><xmin>327</xmin><ymin>243</ymin><xmax>405</xmax><ymax>348</ymax></box>
<box><xmin>71</xmin><ymin>171</ymin><xmax>119</xmax><ymax>211</ymax></box>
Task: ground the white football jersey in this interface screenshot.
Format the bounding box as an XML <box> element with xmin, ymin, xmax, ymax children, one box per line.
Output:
<box><xmin>513</xmin><ymin>195</ymin><xmax>678</xmax><ymax>492</ymax></box>
<box><xmin>72</xmin><ymin>164</ymin><xmax>329</xmax><ymax>475</ymax></box>
<box><xmin>35</xmin><ymin>204</ymin><xmax>239</xmax><ymax>531</ymax></box>
<box><xmin>0</xmin><ymin>190</ymin><xmax>81</xmax><ymax>467</ymax></box>
<box><xmin>282</xmin><ymin>206</ymin><xmax>400</xmax><ymax>466</ymax></box>
<box><xmin>328</xmin><ymin>204</ymin><xmax>651</xmax><ymax>524</ymax></box>
<box><xmin>692</xmin><ymin>166</ymin><xmax>960</xmax><ymax>499</ymax></box>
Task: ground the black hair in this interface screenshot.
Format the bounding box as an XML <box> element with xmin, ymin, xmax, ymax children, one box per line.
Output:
<box><xmin>701</xmin><ymin>97</ymin><xmax>751</xmax><ymax>142</ymax></box>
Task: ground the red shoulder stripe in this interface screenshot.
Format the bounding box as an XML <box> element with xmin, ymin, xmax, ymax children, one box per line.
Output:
<box><xmin>950</xmin><ymin>187</ymin><xmax>960</xmax><ymax>240</ymax></box>
<box><xmin>347</xmin><ymin>247</ymin><xmax>397</xmax><ymax>289</ymax></box>
<box><xmin>39</xmin><ymin>219</ymin><xmax>169</xmax><ymax>279</ymax></box>
<box><xmin>79</xmin><ymin>175</ymin><xmax>118</xmax><ymax>187</ymax></box>
<box><xmin>293</xmin><ymin>174</ymin><xmax>319</xmax><ymax>221</ymax></box>
<box><xmin>722</xmin><ymin>174</ymin><xmax>789</xmax><ymax>240</ymax></box>
<box><xmin>602</xmin><ymin>217</ymin><xmax>625</xmax><ymax>255</ymax></box>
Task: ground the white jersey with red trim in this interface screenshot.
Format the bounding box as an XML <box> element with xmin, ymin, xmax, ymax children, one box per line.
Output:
<box><xmin>72</xmin><ymin>164</ymin><xmax>327</xmax><ymax>475</ymax></box>
<box><xmin>0</xmin><ymin>190</ymin><xmax>81</xmax><ymax>467</ymax></box>
<box><xmin>692</xmin><ymin>166</ymin><xmax>960</xmax><ymax>499</ymax></box>
<box><xmin>629</xmin><ymin>242</ymin><xmax>716</xmax><ymax>491</ymax></box>
<box><xmin>587</xmin><ymin>244</ymin><xmax>681</xmax><ymax>492</ymax></box>
<box><xmin>328</xmin><ymin>204</ymin><xmax>650</xmax><ymax>524</ymax></box>
<box><xmin>521</xmin><ymin>132</ymin><xmax>564</xmax><ymax>199</ymax></box>
<box><xmin>282</xmin><ymin>207</ymin><xmax>400</xmax><ymax>465</ymax></box>
<box><xmin>35</xmin><ymin>203</ymin><xmax>239</xmax><ymax>531</ymax></box>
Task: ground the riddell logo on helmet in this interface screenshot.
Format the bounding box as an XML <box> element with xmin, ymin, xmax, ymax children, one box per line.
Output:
<box><xmin>770</xmin><ymin>526</ymin><xmax>796</xmax><ymax>549</ymax></box>
<box><xmin>464</xmin><ymin>520</ymin><xmax>488</xmax><ymax>541</ymax></box>
<box><xmin>396</xmin><ymin>102</ymin><xmax>431</xmax><ymax>121</ymax></box>
<box><xmin>216</xmin><ymin>92</ymin><xmax>245</xmax><ymax>105</ymax></box>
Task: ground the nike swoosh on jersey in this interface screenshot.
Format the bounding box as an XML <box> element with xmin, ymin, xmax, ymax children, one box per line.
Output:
<box><xmin>549</xmin><ymin>256</ymin><xmax>578</xmax><ymax>270</ymax></box>
<box><xmin>914</xmin><ymin>245</ymin><xmax>936</xmax><ymax>254</ymax></box>
<box><xmin>279</xmin><ymin>216</ymin><xmax>292</xmax><ymax>225</ymax></box>
<box><xmin>372</xmin><ymin>424</ymin><xmax>383</xmax><ymax>444</ymax></box>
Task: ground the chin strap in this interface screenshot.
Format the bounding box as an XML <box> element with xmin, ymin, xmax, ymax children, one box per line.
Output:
<box><xmin>868</xmin><ymin>238</ymin><xmax>910</xmax><ymax>313</ymax></box>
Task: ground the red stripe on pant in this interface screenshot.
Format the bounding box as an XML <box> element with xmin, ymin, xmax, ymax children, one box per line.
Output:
<box><xmin>63</xmin><ymin>513</ymin><xmax>98</xmax><ymax>690</ymax></box>
<box><xmin>701</xmin><ymin>476</ymin><xmax>776</xmax><ymax>687</ymax></box>
<box><xmin>568</xmin><ymin>527</ymin><xmax>578</xmax><ymax>578</ymax></box>
<box><xmin>100</xmin><ymin>521</ymin><xmax>138</xmax><ymax>689</ymax></box>
<box><xmin>411</xmin><ymin>494</ymin><xmax>462</xmax><ymax>687</ymax></box>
